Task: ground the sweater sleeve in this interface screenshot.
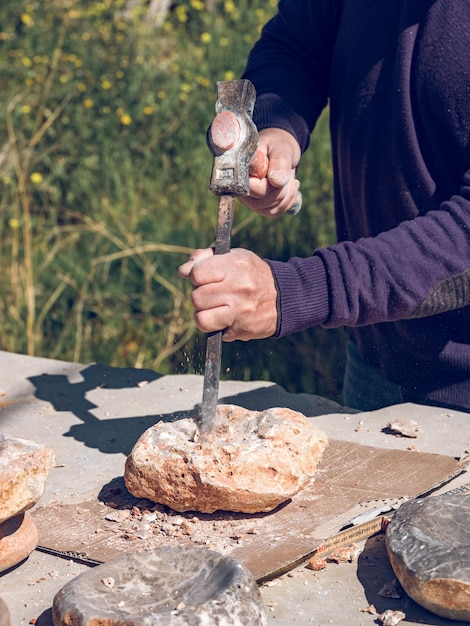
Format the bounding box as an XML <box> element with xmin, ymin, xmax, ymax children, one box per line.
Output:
<box><xmin>242</xmin><ymin>0</ymin><xmax>342</xmax><ymax>151</ymax></box>
<box><xmin>269</xmin><ymin>169</ymin><xmax>470</xmax><ymax>336</ymax></box>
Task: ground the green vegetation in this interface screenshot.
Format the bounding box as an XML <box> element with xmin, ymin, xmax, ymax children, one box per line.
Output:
<box><xmin>0</xmin><ymin>0</ymin><xmax>346</xmax><ymax>401</ymax></box>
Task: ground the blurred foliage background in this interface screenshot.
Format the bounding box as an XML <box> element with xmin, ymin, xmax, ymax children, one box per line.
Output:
<box><xmin>0</xmin><ymin>0</ymin><xmax>346</xmax><ymax>402</ymax></box>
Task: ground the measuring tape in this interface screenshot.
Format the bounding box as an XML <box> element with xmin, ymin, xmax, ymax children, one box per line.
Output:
<box><xmin>315</xmin><ymin>478</ymin><xmax>470</xmax><ymax>558</ymax></box>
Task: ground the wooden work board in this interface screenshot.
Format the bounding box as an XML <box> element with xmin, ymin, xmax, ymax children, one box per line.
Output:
<box><xmin>32</xmin><ymin>439</ymin><xmax>465</xmax><ymax>582</ymax></box>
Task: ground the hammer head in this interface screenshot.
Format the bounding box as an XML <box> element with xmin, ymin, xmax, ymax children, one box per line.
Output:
<box><xmin>207</xmin><ymin>79</ymin><xmax>258</xmax><ymax>196</ymax></box>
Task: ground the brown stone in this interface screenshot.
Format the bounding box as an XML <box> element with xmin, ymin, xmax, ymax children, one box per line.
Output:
<box><xmin>124</xmin><ymin>405</ymin><xmax>328</xmax><ymax>514</ymax></box>
<box><xmin>0</xmin><ymin>512</ymin><xmax>38</xmax><ymax>573</ymax></box>
<box><xmin>0</xmin><ymin>434</ymin><xmax>54</xmax><ymax>524</ymax></box>
<box><xmin>0</xmin><ymin>597</ymin><xmax>10</xmax><ymax>626</ymax></box>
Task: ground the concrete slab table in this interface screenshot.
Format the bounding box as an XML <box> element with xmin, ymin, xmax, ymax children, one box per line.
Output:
<box><xmin>0</xmin><ymin>350</ymin><xmax>468</xmax><ymax>626</ymax></box>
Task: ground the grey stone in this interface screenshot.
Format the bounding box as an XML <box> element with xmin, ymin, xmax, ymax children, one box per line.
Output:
<box><xmin>52</xmin><ymin>545</ymin><xmax>267</xmax><ymax>625</ymax></box>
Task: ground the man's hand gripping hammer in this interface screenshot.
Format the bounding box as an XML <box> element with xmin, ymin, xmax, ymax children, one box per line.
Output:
<box><xmin>199</xmin><ymin>79</ymin><xmax>267</xmax><ymax>435</ymax></box>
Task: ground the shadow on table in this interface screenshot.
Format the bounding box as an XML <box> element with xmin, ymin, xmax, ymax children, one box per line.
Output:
<box><xmin>28</xmin><ymin>362</ymin><xmax>166</xmax><ymax>456</ymax></box>
<box><xmin>36</xmin><ymin>607</ymin><xmax>53</xmax><ymax>626</ymax></box>
<box><xmin>27</xmin><ymin>362</ymin><xmax>348</xmax><ymax>456</ymax></box>
<box><xmin>357</xmin><ymin>534</ymin><xmax>468</xmax><ymax>626</ymax></box>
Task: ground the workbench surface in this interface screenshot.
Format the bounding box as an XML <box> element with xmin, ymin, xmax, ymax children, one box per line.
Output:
<box><xmin>0</xmin><ymin>350</ymin><xmax>468</xmax><ymax>626</ymax></box>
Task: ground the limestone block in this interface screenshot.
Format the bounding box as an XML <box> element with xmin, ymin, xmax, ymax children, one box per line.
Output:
<box><xmin>0</xmin><ymin>434</ymin><xmax>54</xmax><ymax>524</ymax></box>
<box><xmin>125</xmin><ymin>404</ymin><xmax>328</xmax><ymax>514</ymax></box>
<box><xmin>52</xmin><ymin>545</ymin><xmax>267</xmax><ymax>625</ymax></box>
<box><xmin>0</xmin><ymin>512</ymin><xmax>38</xmax><ymax>573</ymax></box>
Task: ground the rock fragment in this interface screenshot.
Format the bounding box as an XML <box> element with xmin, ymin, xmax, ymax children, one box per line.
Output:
<box><xmin>378</xmin><ymin>610</ymin><xmax>406</xmax><ymax>626</ymax></box>
<box><xmin>386</xmin><ymin>419</ymin><xmax>422</xmax><ymax>438</ymax></box>
<box><xmin>125</xmin><ymin>405</ymin><xmax>328</xmax><ymax>514</ymax></box>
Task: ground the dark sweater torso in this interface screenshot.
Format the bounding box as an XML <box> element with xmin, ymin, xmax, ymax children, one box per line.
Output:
<box><xmin>243</xmin><ymin>0</ymin><xmax>470</xmax><ymax>409</ymax></box>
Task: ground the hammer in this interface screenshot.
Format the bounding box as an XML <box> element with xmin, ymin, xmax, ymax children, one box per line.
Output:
<box><xmin>199</xmin><ymin>79</ymin><xmax>267</xmax><ymax>435</ymax></box>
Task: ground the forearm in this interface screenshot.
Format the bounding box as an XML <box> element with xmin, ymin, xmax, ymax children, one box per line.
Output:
<box><xmin>269</xmin><ymin>170</ymin><xmax>470</xmax><ymax>335</ymax></box>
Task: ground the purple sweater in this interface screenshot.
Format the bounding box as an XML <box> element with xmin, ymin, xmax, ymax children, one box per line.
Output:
<box><xmin>242</xmin><ymin>0</ymin><xmax>470</xmax><ymax>409</ymax></box>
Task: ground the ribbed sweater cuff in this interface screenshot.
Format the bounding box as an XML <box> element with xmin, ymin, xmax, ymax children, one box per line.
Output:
<box><xmin>266</xmin><ymin>255</ymin><xmax>330</xmax><ymax>337</ymax></box>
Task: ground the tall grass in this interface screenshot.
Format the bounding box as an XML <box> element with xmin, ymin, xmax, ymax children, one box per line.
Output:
<box><xmin>0</xmin><ymin>0</ymin><xmax>345</xmax><ymax>400</ymax></box>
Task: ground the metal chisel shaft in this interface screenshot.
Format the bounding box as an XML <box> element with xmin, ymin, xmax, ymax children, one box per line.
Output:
<box><xmin>200</xmin><ymin>194</ymin><xmax>234</xmax><ymax>435</ymax></box>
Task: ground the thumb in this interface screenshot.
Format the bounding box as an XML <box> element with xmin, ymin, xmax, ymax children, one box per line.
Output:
<box><xmin>178</xmin><ymin>247</ymin><xmax>214</xmax><ymax>278</ymax></box>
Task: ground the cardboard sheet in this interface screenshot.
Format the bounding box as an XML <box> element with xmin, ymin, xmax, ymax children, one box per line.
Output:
<box><xmin>32</xmin><ymin>439</ymin><xmax>463</xmax><ymax>582</ymax></box>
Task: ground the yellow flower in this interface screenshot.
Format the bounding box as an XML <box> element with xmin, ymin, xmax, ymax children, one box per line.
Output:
<box><xmin>115</xmin><ymin>70</ymin><xmax>124</xmax><ymax>79</ymax></box>
<box><xmin>120</xmin><ymin>114</ymin><xmax>132</xmax><ymax>126</ymax></box>
<box><xmin>30</xmin><ymin>172</ymin><xmax>43</xmax><ymax>184</ymax></box>
<box><xmin>20</xmin><ymin>13</ymin><xmax>32</xmax><ymax>25</ymax></box>
<box><xmin>190</xmin><ymin>0</ymin><xmax>204</xmax><ymax>9</ymax></box>
<box><xmin>21</xmin><ymin>105</ymin><xmax>32</xmax><ymax>114</ymax></box>
<box><xmin>220</xmin><ymin>36</ymin><xmax>229</xmax><ymax>47</ymax></box>
<box><xmin>175</xmin><ymin>6</ymin><xmax>187</xmax><ymax>22</ymax></box>
<box><xmin>21</xmin><ymin>57</ymin><xmax>32</xmax><ymax>67</ymax></box>
<box><xmin>82</xmin><ymin>32</ymin><xmax>91</xmax><ymax>41</ymax></box>
<box><xmin>84</xmin><ymin>98</ymin><xmax>94</xmax><ymax>108</ymax></box>
<box><xmin>157</xmin><ymin>90</ymin><xmax>166</xmax><ymax>100</ymax></box>
<box><xmin>143</xmin><ymin>106</ymin><xmax>154</xmax><ymax>115</ymax></box>
<box><xmin>224</xmin><ymin>0</ymin><xmax>235</xmax><ymax>15</ymax></box>
<box><xmin>77</xmin><ymin>83</ymin><xmax>86</xmax><ymax>92</ymax></box>
<box><xmin>180</xmin><ymin>83</ymin><xmax>191</xmax><ymax>94</ymax></box>
<box><xmin>101</xmin><ymin>79</ymin><xmax>112</xmax><ymax>90</ymax></box>
<box><xmin>196</xmin><ymin>76</ymin><xmax>210</xmax><ymax>88</ymax></box>
<box><xmin>201</xmin><ymin>32</ymin><xmax>212</xmax><ymax>44</ymax></box>
<box><xmin>224</xmin><ymin>70</ymin><xmax>235</xmax><ymax>81</ymax></box>
<box><xmin>8</xmin><ymin>218</ymin><xmax>20</xmax><ymax>229</ymax></box>
<box><xmin>103</xmin><ymin>106</ymin><xmax>111</xmax><ymax>114</ymax></box>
